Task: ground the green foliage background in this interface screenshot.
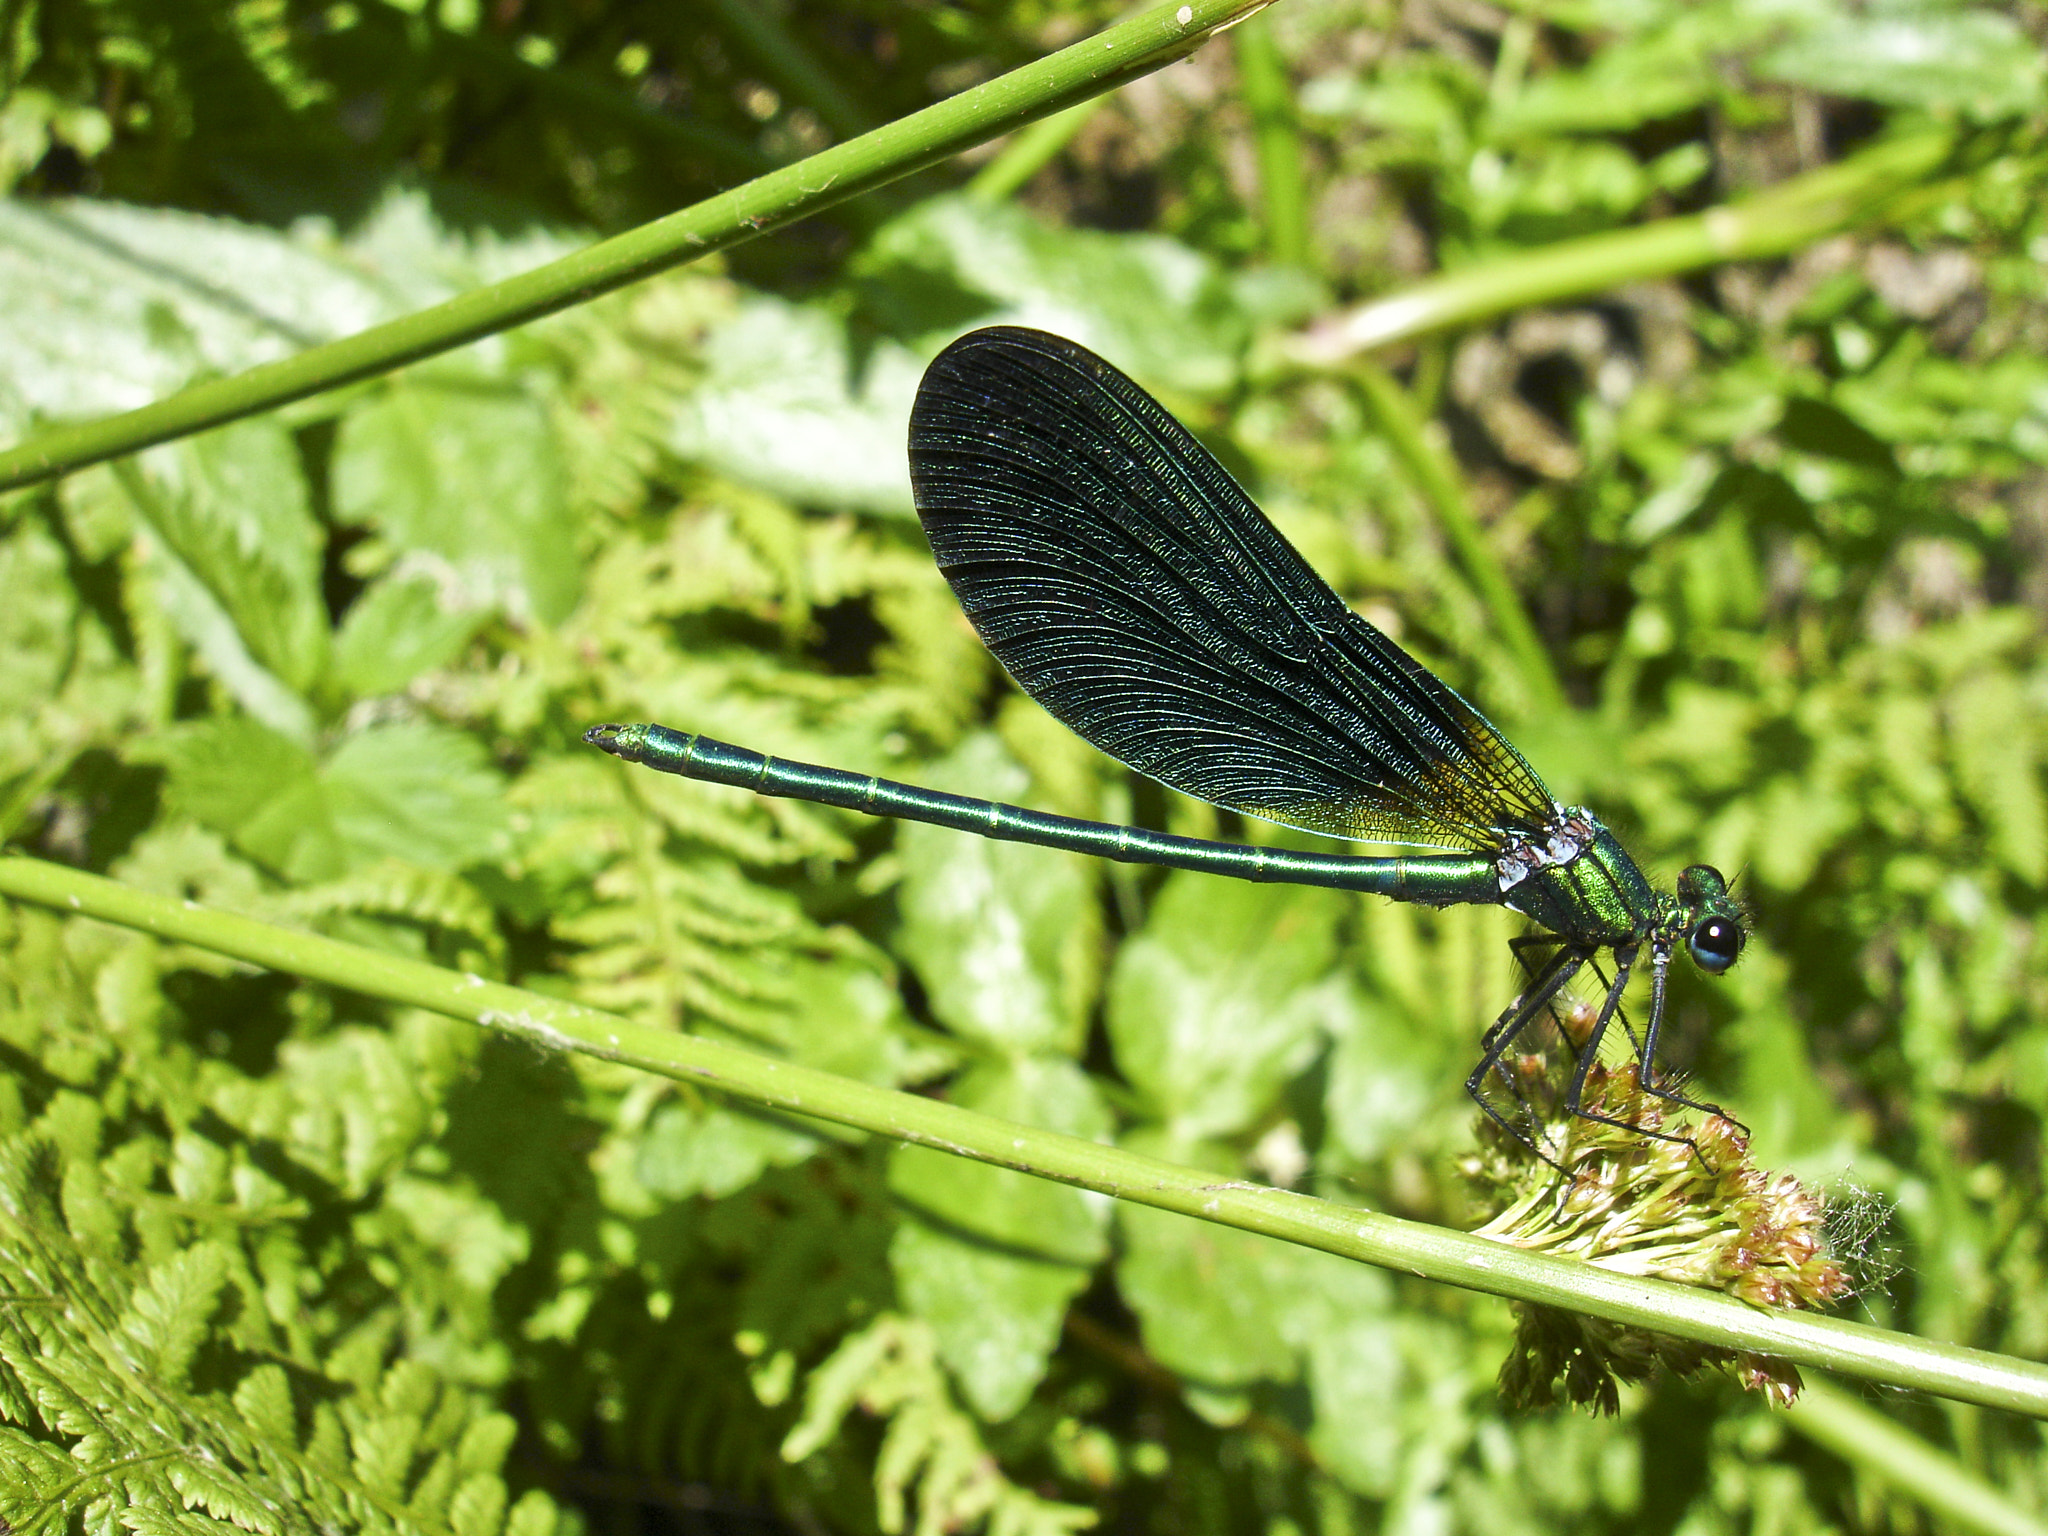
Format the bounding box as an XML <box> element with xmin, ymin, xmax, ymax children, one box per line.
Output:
<box><xmin>2</xmin><ymin>0</ymin><xmax>2046</xmax><ymax>1531</ymax></box>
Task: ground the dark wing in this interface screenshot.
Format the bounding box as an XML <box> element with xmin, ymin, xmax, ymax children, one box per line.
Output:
<box><xmin>907</xmin><ymin>326</ymin><xmax>1557</xmax><ymax>854</ymax></box>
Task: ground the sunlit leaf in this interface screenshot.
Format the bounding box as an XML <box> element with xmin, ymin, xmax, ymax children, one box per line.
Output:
<box><xmin>1107</xmin><ymin>874</ymin><xmax>1346</xmax><ymax>1139</ymax></box>
<box><xmin>666</xmin><ymin>294</ymin><xmax>925</xmax><ymax>517</ymax></box>
<box><xmin>332</xmin><ymin>377</ymin><xmax>583</xmax><ymax>626</ymax></box>
<box><xmin>894</xmin><ymin>733</ymin><xmax>1102</xmax><ymax>1056</ymax></box>
<box><xmin>1763</xmin><ymin>9</ymin><xmax>2047</xmax><ymax>119</ymax></box>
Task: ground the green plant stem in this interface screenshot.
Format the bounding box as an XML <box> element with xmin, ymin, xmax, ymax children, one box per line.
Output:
<box><xmin>968</xmin><ymin>99</ymin><xmax>1100</xmax><ymax>202</ymax></box>
<box><xmin>0</xmin><ymin>0</ymin><xmax>1276</xmax><ymax>493</ymax></box>
<box><xmin>1350</xmin><ymin>360</ymin><xmax>1566</xmax><ymax>716</ymax></box>
<box><xmin>1787</xmin><ymin>1380</ymin><xmax>2048</xmax><ymax>1536</ymax></box>
<box><xmin>966</xmin><ymin>3</ymin><xmax>1165</xmax><ymax>204</ymax></box>
<box><xmin>3</xmin><ymin>853</ymin><xmax>2046</xmax><ymax>1422</ymax></box>
<box><xmin>1288</xmin><ymin>130</ymin><xmax>1956</xmax><ymax>363</ymax></box>
<box><xmin>1235</xmin><ymin>11</ymin><xmax>1308</xmax><ymax>268</ymax></box>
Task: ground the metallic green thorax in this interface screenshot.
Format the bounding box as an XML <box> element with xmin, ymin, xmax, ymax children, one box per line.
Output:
<box><xmin>1502</xmin><ymin>815</ymin><xmax>1744</xmax><ymax>962</ymax></box>
<box><xmin>1502</xmin><ymin>817</ymin><xmax>1659</xmax><ymax>946</ymax></box>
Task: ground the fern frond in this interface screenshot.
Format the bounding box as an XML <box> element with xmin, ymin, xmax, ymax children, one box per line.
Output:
<box><xmin>0</xmin><ymin>1132</ymin><xmax>572</xmax><ymax>1536</ymax></box>
<box><xmin>279</xmin><ymin>861</ymin><xmax>508</xmax><ymax>972</ymax></box>
<box><xmin>785</xmin><ymin>1315</ymin><xmax>1097</xmax><ymax>1536</ymax></box>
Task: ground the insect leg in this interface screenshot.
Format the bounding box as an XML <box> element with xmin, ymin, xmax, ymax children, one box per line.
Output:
<box><xmin>1564</xmin><ymin>944</ymin><xmax>1725</xmax><ymax>1169</ymax></box>
<box><xmin>1482</xmin><ymin>933</ymin><xmax>1566</xmax><ymax>1056</ymax></box>
<box><xmin>1636</xmin><ymin>941</ymin><xmax>1751</xmax><ymax>1139</ymax></box>
<box><xmin>1466</xmin><ymin>946</ymin><xmax>1587</xmax><ymax>1173</ymax></box>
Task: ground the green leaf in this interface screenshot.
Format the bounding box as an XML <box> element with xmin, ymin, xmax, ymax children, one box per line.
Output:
<box><xmin>121</xmin><ymin>1242</ymin><xmax>231</xmax><ymax>1389</ymax></box>
<box><xmin>857</xmin><ymin>194</ymin><xmax>1248</xmax><ymax>394</ymax></box>
<box><xmin>631</xmin><ymin>1097</ymin><xmax>819</xmax><ymax>1201</ymax></box>
<box><xmin>168</xmin><ymin>1132</ymin><xmax>229</xmax><ymax>1204</ymax></box>
<box><xmin>885</xmin><ymin>1060</ymin><xmax>1109</xmax><ymax>1419</ymax></box>
<box><xmin>0</xmin><ymin>510</ymin><xmax>137</xmax><ymax>801</ymax></box>
<box><xmin>350</xmin><ymin>1409</ymin><xmax>421</xmax><ymax>1501</ymax></box>
<box><xmin>247</xmin><ymin>723</ymin><xmax>507</xmax><ymax>881</ymax></box>
<box><xmin>0</xmin><ymin>1426</ymin><xmax>74</xmax><ymax>1506</ymax></box>
<box><xmin>778</xmin><ymin>955</ymin><xmax>928</xmax><ymax>1085</ymax></box>
<box><xmin>141</xmin><ymin>715</ymin><xmax>317</xmax><ymax>842</ymax></box>
<box><xmin>166</xmin><ymin>1456</ymin><xmax>279</xmax><ymax>1532</ymax></box>
<box><xmin>1113</xmin><ymin>1145</ymin><xmax>1298</xmax><ymax>1418</ymax></box>
<box><xmin>505</xmin><ymin>1487</ymin><xmax>567</xmax><ymax>1536</ymax></box>
<box><xmin>330</xmin><ymin>574</ymin><xmax>490</xmax><ymax>699</ymax></box>
<box><xmin>211</xmin><ymin>1027</ymin><xmax>431</xmax><ymax>1197</ymax></box>
<box><xmin>8</xmin><ymin>11</ymin><xmax>2048</xmax><ymax>1530</ymax></box>
<box><xmin>888</xmin><ymin>1057</ymin><xmax>1112</xmax><ymax>1260</ymax></box>
<box><xmin>1491</xmin><ymin>46</ymin><xmax>1720</xmax><ymax>136</ymax></box>
<box><xmin>1106</xmin><ymin>874</ymin><xmax>1345</xmax><ymax>1138</ymax></box>
<box><xmin>448</xmin><ymin>1472</ymin><xmax>509</xmax><ymax>1536</ymax></box>
<box><xmin>126</xmin><ymin>420</ymin><xmax>328</xmax><ymax>690</ymax></box>
<box><xmin>888</xmin><ymin>1220</ymin><xmax>1092</xmax><ymax>1422</ymax></box>
<box><xmin>1324</xmin><ymin>977</ymin><xmax>1459</xmax><ymax>1163</ymax></box>
<box><xmin>110</xmin><ymin>418</ymin><xmax>330</xmax><ymax>736</ymax></box>
<box><xmin>0</xmin><ymin>90</ymin><xmax>111</xmax><ymax>192</ymax></box>
<box><xmin>332</xmin><ymin>377</ymin><xmax>582</xmax><ymax>626</ymax></box>
<box><xmin>145</xmin><ymin>541</ymin><xmax>318</xmax><ymax>740</ymax></box>
<box><xmin>0</xmin><ymin>513</ymin><xmax>79</xmax><ymax>710</ymax></box>
<box><xmin>1745</xmin><ymin>771</ymin><xmax>1858</xmax><ymax>891</ymax></box>
<box><xmin>1122</xmin><ymin>1156</ymin><xmax>1405</xmax><ymax>1438</ymax></box>
<box><xmin>1299</xmin><ymin>54</ymin><xmax>1477</xmax><ymax>144</ymax></box>
<box><xmin>1723</xmin><ymin>947</ymin><xmax>1841</xmax><ymax>1157</ymax></box>
<box><xmin>1949</xmin><ymin>670</ymin><xmax>2048</xmax><ymax>883</ymax></box>
<box><xmin>383</xmin><ymin>1174</ymin><xmax>530</xmax><ymax>1295</ymax></box>
<box><xmin>0</xmin><ymin>197</ymin><xmax>389</xmax><ymax>440</ymax></box>
<box><xmin>1762</xmin><ymin>9</ymin><xmax>2046</xmax><ymax>119</ymax></box>
<box><xmin>666</xmin><ymin>294</ymin><xmax>927</xmax><ymax>516</ymax></box>
<box><xmin>231</xmin><ymin>1366</ymin><xmax>295</xmax><ymax>1443</ymax></box>
<box><xmin>1300</xmin><ymin>1313</ymin><xmax>1415</xmax><ymax>1498</ymax></box>
<box><xmin>783</xmin><ymin>1316</ymin><xmax>1095</xmax><ymax>1535</ymax></box>
<box><xmin>1778</xmin><ymin>397</ymin><xmax>1899</xmax><ymax>475</ymax></box>
<box><xmin>144</xmin><ymin>718</ymin><xmax>508</xmax><ymax>881</ymax></box>
<box><xmin>565</xmin><ymin>835</ymin><xmax>927</xmax><ymax>1095</ymax></box>
<box><xmin>894</xmin><ymin>733</ymin><xmax>1101</xmax><ymax>1055</ymax></box>
<box><xmin>0</xmin><ymin>1349</ymin><xmax>33</xmax><ymax>1425</ymax></box>
<box><xmin>280</xmin><ymin>861</ymin><xmax>508</xmax><ymax>971</ymax></box>
<box><xmin>1274</xmin><ymin>1243</ymin><xmax>1409</xmax><ymax>1495</ymax></box>
<box><xmin>1465</xmin><ymin>137</ymin><xmax>1708</xmax><ymax>244</ymax></box>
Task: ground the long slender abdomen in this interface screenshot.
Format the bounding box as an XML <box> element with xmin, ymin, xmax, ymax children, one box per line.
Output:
<box><xmin>586</xmin><ymin>723</ymin><xmax>1505</xmax><ymax>904</ymax></box>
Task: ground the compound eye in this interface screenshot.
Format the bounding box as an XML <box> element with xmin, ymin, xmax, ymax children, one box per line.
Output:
<box><xmin>1689</xmin><ymin>916</ymin><xmax>1743</xmax><ymax>975</ymax></box>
